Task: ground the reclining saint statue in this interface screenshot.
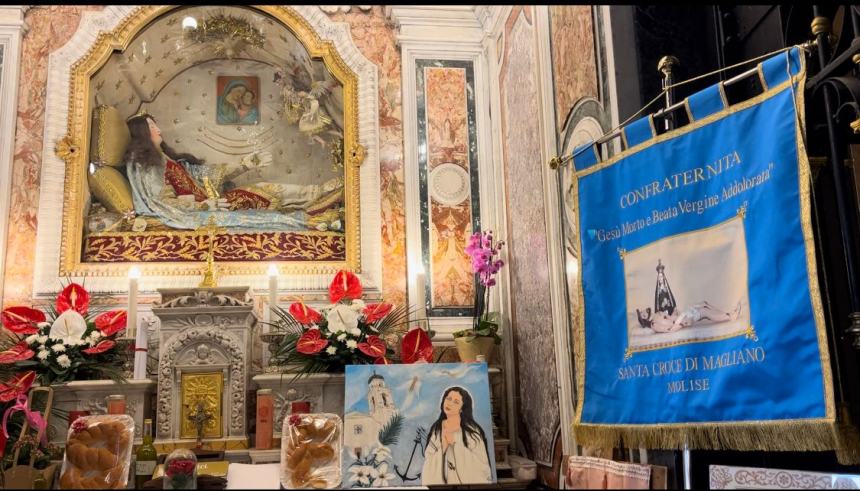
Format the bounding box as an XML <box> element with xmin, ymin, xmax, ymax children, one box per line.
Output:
<box><xmin>123</xmin><ymin>114</ymin><xmax>343</xmax><ymax>232</ymax></box>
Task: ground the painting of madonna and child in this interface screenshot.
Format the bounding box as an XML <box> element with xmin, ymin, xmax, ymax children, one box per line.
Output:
<box><xmin>625</xmin><ymin>217</ymin><xmax>752</xmax><ymax>353</ymax></box>
<box><xmin>342</xmin><ymin>363</ymin><xmax>497</xmax><ymax>487</ymax></box>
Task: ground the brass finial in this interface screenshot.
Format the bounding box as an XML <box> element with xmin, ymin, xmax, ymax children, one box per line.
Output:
<box><xmin>852</xmin><ymin>54</ymin><xmax>860</xmax><ymax>65</ymax></box>
<box><xmin>549</xmin><ymin>156</ymin><xmax>561</xmax><ymax>170</ymax></box>
<box><xmin>657</xmin><ymin>56</ymin><xmax>680</xmax><ymax>78</ymax></box>
<box><xmin>850</xmin><ymin>119</ymin><xmax>860</xmax><ymax>134</ymax></box>
<box><xmin>197</xmin><ymin>215</ymin><xmax>222</xmax><ymax>288</ymax></box>
<box><xmin>811</xmin><ymin>16</ymin><xmax>831</xmax><ymax>36</ymax></box>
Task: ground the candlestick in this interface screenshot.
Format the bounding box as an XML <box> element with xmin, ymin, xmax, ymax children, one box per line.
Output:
<box><xmin>127</xmin><ymin>266</ymin><xmax>140</xmax><ymax>340</ymax></box>
<box><xmin>267</xmin><ymin>264</ymin><xmax>279</xmax><ymax>329</ymax></box>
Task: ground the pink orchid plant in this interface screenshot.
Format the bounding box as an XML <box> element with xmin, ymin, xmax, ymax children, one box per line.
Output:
<box><xmin>456</xmin><ymin>231</ymin><xmax>506</xmax><ymax>344</ymax></box>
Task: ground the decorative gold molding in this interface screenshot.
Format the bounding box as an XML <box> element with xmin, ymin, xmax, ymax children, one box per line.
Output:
<box><xmin>55</xmin><ymin>5</ymin><xmax>362</xmax><ymax>278</ymax></box>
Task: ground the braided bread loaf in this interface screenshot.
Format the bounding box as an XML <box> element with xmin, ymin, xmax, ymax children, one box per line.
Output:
<box><xmin>60</xmin><ymin>415</ymin><xmax>134</xmax><ymax>489</ymax></box>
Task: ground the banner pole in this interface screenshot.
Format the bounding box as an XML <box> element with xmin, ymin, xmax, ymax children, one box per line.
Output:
<box><xmin>659</xmin><ymin>54</ymin><xmax>694</xmax><ymax>489</ymax></box>
<box><xmin>682</xmin><ymin>440</ymin><xmax>692</xmax><ymax>489</ymax></box>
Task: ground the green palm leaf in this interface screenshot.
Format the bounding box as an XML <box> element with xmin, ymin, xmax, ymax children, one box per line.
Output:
<box><xmin>378</xmin><ymin>413</ymin><xmax>404</xmax><ymax>447</ymax></box>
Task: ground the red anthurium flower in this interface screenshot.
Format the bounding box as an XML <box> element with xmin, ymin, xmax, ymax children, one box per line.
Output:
<box><xmin>401</xmin><ymin>327</ymin><xmax>434</xmax><ymax>364</ymax></box>
<box><xmin>362</xmin><ymin>303</ymin><xmax>393</xmax><ymax>324</ymax></box>
<box><xmin>296</xmin><ymin>329</ymin><xmax>328</xmax><ymax>355</ymax></box>
<box><xmin>288</xmin><ymin>302</ymin><xmax>322</xmax><ymax>325</ymax></box>
<box><xmin>0</xmin><ymin>371</ymin><xmax>36</xmax><ymax>403</ymax></box>
<box><xmin>374</xmin><ymin>357</ymin><xmax>392</xmax><ymax>365</ymax></box>
<box><xmin>357</xmin><ymin>335</ymin><xmax>387</xmax><ymax>358</ymax></box>
<box><xmin>94</xmin><ymin>310</ymin><xmax>127</xmax><ymax>337</ymax></box>
<box><xmin>0</xmin><ymin>342</ymin><xmax>35</xmax><ymax>364</ymax></box>
<box><xmin>1</xmin><ymin>306</ymin><xmax>45</xmax><ymax>335</ymax></box>
<box><xmin>328</xmin><ymin>270</ymin><xmax>362</xmax><ymax>303</ymax></box>
<box><xmin>83</xmin><ymin>340</ymin><xmax>116</xmax><ymax>355</ymax></box>
<box><xmin>56</xmin><ymin>283</ymin><xmax>90</xmax><ymax>316</ymax></box>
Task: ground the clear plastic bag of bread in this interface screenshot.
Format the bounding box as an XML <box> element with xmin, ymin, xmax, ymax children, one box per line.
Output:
<box><xmin>280</xmin><ymin>412</ymin><xmax>342</xmax><ymax>489</ymax></box>
<box><xmin>59</xmin><ymin>414</ymin><xmax>135</xmax><ymax>489</ymax></box>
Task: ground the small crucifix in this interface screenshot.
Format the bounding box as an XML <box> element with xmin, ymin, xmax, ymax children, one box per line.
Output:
<box><xmin>196</xmin><ymin>215</ymin><xmax>224</xmax><ymax>288</ymax></box>
<box><xmin>187</xmin><ymin>400</ymin><xmax>215</xmax><ymax>449</ymax></box>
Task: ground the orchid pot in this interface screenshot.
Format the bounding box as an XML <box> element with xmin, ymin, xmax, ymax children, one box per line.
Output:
<box><xmin>453</xmin><ymin>336</ymin><xmax>496</xmax><ymax>364</ymax></box>
<box><xmin>453</xmin><ymin>312</ymin><xmax>501</xmax><ymax>364</ymax></box>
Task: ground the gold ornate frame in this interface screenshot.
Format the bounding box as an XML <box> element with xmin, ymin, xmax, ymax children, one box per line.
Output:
<box><xmin>55</xmin><ymin>5</ymin><xmax>365</xmax><ymax>278</ymax></box>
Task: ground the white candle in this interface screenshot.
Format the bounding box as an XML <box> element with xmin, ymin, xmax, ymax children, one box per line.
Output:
<box><xmin>133</xmin><ymin>319</ymin><xmax>148</xmax><ymax>380</ymax></box>
<box><xmin>267</xmin><ymin>264</ymin><xmax>279</xmax><ymax>329</ymax></box>
<box><xmin>414</xmin><ymin>270</ymin><xmax>427</xmax><ymax>325</ymax></box>
<box><xmin>127</xmin><ymin>266</ymin><xmax>140</xmax><ymax>340</ymax></box>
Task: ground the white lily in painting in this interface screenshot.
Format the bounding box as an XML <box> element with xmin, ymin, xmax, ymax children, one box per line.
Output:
<box><xmin>348</xmin><ymin>464</ymin><xmax>374</xmax><ymax>486</ymax></box>
<box><xmin>371</xmin><ymin>462</ymin><xmax>396</xmax><ymax>487</ymax></box>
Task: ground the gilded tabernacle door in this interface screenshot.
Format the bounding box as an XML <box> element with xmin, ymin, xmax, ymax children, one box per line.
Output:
<box><xmin>41</xmin><ymin>5</ymin><xmax>380</xmax><ymax>292</ymax></box>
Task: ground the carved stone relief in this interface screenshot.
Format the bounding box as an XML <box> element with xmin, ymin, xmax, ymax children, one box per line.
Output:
<box><xmin>158</xmin><ymin>327</ymin><xmax>246</xmax><ymax>438</ymax></box>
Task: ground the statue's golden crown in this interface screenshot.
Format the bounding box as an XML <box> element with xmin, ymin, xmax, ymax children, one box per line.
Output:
<box><xmin>126</xmin><ymin>108</ymin><xmax>152</xmax><ymax>122</ymax></box>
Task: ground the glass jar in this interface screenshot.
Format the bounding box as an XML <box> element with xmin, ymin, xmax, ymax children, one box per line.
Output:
<box><xmin>163</xmin><ymin>448</ymin><xmax>197</xmax><ymax>490</ymax></box>
<box><xmin>105</xmin><ymin>394</ymin><xmax>126</xmax><ymax>415</ymax></box>
<box><xmin>255</xmin><ymin>389</ymin><xmax>274</xmax><ymax>450</ymax></box>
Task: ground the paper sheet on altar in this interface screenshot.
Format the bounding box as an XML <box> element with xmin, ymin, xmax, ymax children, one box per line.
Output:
<box><xmin>226</xmin><ymin>463</ymin><xmax>280</xmax><ymax>489</ymax></box>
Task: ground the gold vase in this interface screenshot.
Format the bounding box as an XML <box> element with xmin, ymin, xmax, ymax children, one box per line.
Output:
<box><xmin>454</xmin><ymin>336</ymin><xmax>496</xmax><ymax>364</ymax></box>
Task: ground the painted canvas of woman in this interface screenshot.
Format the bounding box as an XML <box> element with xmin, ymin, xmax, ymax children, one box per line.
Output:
<box><xmin>421</xmin><ymin>387</ymin><xmax>492</xmax><ymax>485</ymax></box>
<box><xmin>123</xmin><ymin>114</ymin><xmax>334</xmax><ymax>231</ymax></box>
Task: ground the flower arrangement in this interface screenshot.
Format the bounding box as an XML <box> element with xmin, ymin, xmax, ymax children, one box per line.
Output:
<box><xmin>0</xmin><ymin>283</ymin><xmax>128</xmax><ymax>386</ymax></box>
<box><xmin>454</xmin><ymin>231</ymin><xmax>506</xmax><ymax>344</ymax></box>
<box><xmin>268</xmin><ymin>270</ymin><xmax>433</xmax><ymax>378</ymax></box>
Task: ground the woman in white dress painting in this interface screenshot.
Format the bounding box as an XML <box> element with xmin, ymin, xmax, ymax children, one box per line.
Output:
<box><xmin>421</xmin><ymin>386</ymin><xmax>492</xmax><ymax>485</ymax></box>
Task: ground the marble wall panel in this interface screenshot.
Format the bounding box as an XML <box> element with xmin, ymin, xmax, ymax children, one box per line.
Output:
<box><xmin>499</xmin><ymin>5</ymin><xmax>561</xmax><ymax>465</ymax></box>
<box><xmin>420</xmin><ymin>64</ymin><xmax>477</xmax><ymax>312</ymax></box>
<box><xmin>327</xmin><ymin>6</ymin><xmax>407</xmax><ymax>307</ymax></box>
<box><xmin>549</xmin><ymin>5</ymin><xmax>599</xmax><ymax>134</ymax></box>
<box><xmin>2</xmin><ymin>5</ymin><xmax>104</xmax><ymax>307</ymax></box>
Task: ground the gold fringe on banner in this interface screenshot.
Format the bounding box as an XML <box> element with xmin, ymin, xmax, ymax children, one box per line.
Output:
<box><xmin>570</xmin><ymin>47</ymin><xmax>851</xmax><ymax>461</ymax></box>
<box><xmin>572</xmin><ymin>420</ymin><xmax>837</xmax><ymax>453</ymax></box>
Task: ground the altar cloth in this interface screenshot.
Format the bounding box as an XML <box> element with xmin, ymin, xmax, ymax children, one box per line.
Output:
<box><xmin>225</xmin><ymin>463</ymin><xmax>280</xmax><ymax>489</ymax></box>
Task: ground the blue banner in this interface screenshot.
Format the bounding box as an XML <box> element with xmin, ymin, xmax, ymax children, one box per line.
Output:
<box><xmin>572</xmin><ymin>48</ymin><xmax>836</xmax><ymax>450</ymax></box>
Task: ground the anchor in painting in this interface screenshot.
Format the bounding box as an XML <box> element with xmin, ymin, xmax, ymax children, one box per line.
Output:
<box><xmin>394</xmin><ymin>426</ymin><xmax>427</xmax><ymax>482</ymax></box>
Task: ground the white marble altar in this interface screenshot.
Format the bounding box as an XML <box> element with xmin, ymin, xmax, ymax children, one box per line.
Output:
<box><xmin>152</xmin><ymin>287</ymin><xmax>257</xmax><ymax>449</ymax></box>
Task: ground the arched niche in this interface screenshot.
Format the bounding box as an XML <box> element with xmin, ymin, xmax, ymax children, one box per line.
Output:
<box><xmin>35</xmin><ymin>6</ymin><xmax>382</xmax><ymax>295</ymax></box>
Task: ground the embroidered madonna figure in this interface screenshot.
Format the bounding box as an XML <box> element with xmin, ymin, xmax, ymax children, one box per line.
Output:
<box><xmin>124</xmin><ymin>114</ymin><xmax>343</xmax><ymax>231</ymax></box>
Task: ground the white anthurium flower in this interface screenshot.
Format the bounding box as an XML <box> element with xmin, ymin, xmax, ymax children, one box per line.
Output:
<box><xmin>48</xmin><ymin>310</ymin><xmax>87</xmax><ymax>345</ymax></box>
<box><xmin>371</xmin><ymin>462</ymin><xmax>395</xmax><ymax>487</ymax></box>
<box><xmin>56</xmin><ymin>354</ymin><xmax>71</xmax><ymax>368</ymax></box>
<box><xmin>326</xmin><ymin>304</ymin><xmax>358</xmax><ymax>335</ymax></box>
<box><xmin>350</xmin><ymin>299</ymin><xmax>366</xmax><ymax>311</ymax></box>
<box><xmin>326</xmin><ymin>346</ymin><xmax>337</xmax><ymax>355</ymax></box>
<box><xmin>346</xmin><ymin>339</ymin><xmax>358</xmax><ymax>350</ymax></box>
